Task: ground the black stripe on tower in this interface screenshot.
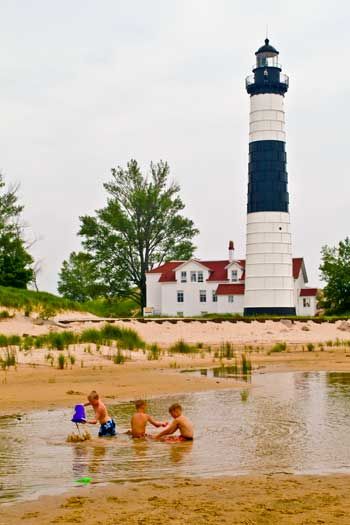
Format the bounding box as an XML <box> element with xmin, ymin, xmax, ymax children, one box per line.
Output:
<box><xmin>247</xmin><ymin>140</ymin><xmax>289</xmax><ymax>213</ymax></box>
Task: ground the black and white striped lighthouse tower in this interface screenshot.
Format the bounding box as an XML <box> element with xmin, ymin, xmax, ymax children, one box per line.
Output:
<box><xmin>244</xmin><ymin>39</ymin><xmax>296</xmax><ymax>315</ymax></box>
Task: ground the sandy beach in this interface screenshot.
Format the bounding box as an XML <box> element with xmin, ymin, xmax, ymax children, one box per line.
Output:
<box><xmin>2</xmin><ymin>474</ymin><xmax>350</xmax><ymax>524</ymax></box>
<box><xmin>1</xmin><ymin>314</ymin><xmax>350</xmax><ymax>524</ymax></box>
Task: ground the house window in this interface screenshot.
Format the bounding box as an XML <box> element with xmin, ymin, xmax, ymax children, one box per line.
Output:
<box><xmin>177</xmin><ymin>291</ymin><xmax>184</xmax><ymax>303</ymax></box>
<box><xmin>197</xmin><ymin>271</ymin><xmax>204</xmax><ymax>283</ymax></box>
<box><xmin>181</xmin><ymin>271</ymin><xmax>187</xmax><ymax>283</ymax></box>
<box><xmin>303</xmin><ymin>298</ymin><xmax>311</xmax><ymax>308</ymax></box>
<box><xmin>212</xmin><ymin>290</ymin><xmax>218</xmax><ymax>302</ymax></box>
<box><xmin>190</xmin><ymin>271</ymin><xmax>197</xmax><ymax>282</ymax></box>
<box><xmin>199</xmin><ymin>290</ymin><xmax>206</xmax><ymax>303</ymax></box>
<box><xmin>228</xmin><ymin>295</ymin><xmax>234</xmax><ymax>303</ymax></box>
<box><xmin>231</xmin><ymin>270</ymin><xmax>238</xmax><ymax>282</ymax></box>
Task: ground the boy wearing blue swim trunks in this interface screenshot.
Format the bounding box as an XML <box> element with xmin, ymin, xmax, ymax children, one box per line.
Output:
<box><xmin>84</xmin><ymin>390</ymin><xmax>116</xmax><ymax>437</ymax></box>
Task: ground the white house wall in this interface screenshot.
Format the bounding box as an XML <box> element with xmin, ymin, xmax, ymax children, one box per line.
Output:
<box><xmin>160</xmin><ymin>282</ymin><xmax>220</xmax><ymax>316</ymax></box>
<box><xmin>145</xmin><ymin>273</ymin><xmax>162</xmax><ymax>315</ymax></box>
<box><xmin>217</xmin><ymin>295</ymin><xmax>244</xmax><ymax>314</ymax></box>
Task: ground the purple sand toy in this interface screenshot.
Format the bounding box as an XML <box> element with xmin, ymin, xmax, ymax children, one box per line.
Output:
<box><xmin>71</xmin><ymin>404</ymin><xmax>86</xmax><ymax>436</ymax></box>
<box><xmin>72</xmin><ymin>404</ymin><xmax>86</xmax><ymax>423</ymax></box>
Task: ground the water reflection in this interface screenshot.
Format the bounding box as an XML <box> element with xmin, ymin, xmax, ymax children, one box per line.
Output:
<box><xmin>2</xmin><ymin>371</ymin><xmax>350</xmax><ymax>504</ymax></box>
<box><xmin>183</xmin><ymin>365</ymin><xmax>252</xmax><ymax>382</ymax></box>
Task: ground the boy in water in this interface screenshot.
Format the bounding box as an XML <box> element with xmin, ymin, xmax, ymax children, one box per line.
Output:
<box><xmin>84</xmin><ymin>390</ymin><xmax>116</xmax><ymax>437</ymax></box>
<box><xmin>130</xmin><ymin>400</ymin><xmax>167</xmax><ymax>438</ymax></box>
<box><xmin>155</xmin><ymin>403</ymin><xmax>194</xmax><ymax>441</ymax></box>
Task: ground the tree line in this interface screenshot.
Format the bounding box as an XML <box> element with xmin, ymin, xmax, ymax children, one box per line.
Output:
<box><xmin>0</xmin><ymin>160</ymin><xmax>349</xmax><ymax>314</ymax></box>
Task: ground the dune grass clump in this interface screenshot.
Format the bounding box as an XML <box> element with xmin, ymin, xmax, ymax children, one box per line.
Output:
<box><xmin>218</xmin><ymin>342</ymin><xmax>235</xmax><ymax>360</ymax></box>
<box><xmin>57</xmin><ymin>353</ymin><xmax>66</xmax><ymax>369</ymax></box>
<box><xmin>270</xmin><ymin>342</ymin><xmax>287</xmax><ymax>353</ymax></box>
<box><xmin>113</xmin><ymin>349</ymin><xmax>125</xmax><ymax>364</ymax></box>
<box><xmin>0</xmin><ymin>310</ymin><xmax>12</xmax><ymax>319</ymax></box>
<box><xmin>0</xmin><ymin>348</ymin><xmax>17</xmax><ymax>370</ymax></box>
<box><xmin>307</xmin><ymin>343</ymin><xmax>315</xmax><ymax>352</ymax></box>
<box><xmin>147</xmin><ymin>343</ymin><xmax>161</xmax><ymax>360</ymax></box>
<box><xmin>240</xmin><ymin>390</ymin><xmax>249</xmax><ymax>402</ymax></box>
<box><xmin>169</xmin><ymin>339</ymin><xmax>197</xmax><ymax>354</ymax></box>
<box><xmin>241</xmin><ymin>353</ymin><xmax>252</xmax><ymax>374</ymax></box>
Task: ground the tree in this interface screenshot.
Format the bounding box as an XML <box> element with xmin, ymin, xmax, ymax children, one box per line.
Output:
<box><xmin>320</xmin><ymin>237</ymin><xmax>350</xmax><ymax>313</ymax></box>
<box><xmin>58</xmin><ymin>251</ymin><xmax>104</xmax><ymax>302</ymax></box>
<box><xmin>0</xmin><ymin>175</ymin><xmax>33</xmax><ymax>288</ymax></box>
<box><xmin>60</xmin><ymin>160</ymin><xmax>198</xmax><ymax>309</ymax></box>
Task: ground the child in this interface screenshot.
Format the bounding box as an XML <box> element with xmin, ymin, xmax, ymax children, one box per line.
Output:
<box><xmin>155</xmin><ymin>403</ymin><xmax>194</xmax><ymax>441</ymax></box>
<box><xmin>84</xmin><ymin>390</ymin><xmax>116</xmax><ymax>437</ymax></box>
<box><xmin>130</xmin><ymin>400</ymin><xmax>167</xmax><ymax>438</ymax></box>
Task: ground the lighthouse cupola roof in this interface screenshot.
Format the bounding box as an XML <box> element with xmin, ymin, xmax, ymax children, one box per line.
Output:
<box><xmin>255</xmin><ymin>38</ymin><xmax>279</xmax><ymax>56</ymax></box>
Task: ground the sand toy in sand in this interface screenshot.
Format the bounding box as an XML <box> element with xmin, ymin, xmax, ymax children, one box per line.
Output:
<box><xmin>66</xmin><ymin>430</ymin><xmax>92</xmax><ymax>442</ymax></box>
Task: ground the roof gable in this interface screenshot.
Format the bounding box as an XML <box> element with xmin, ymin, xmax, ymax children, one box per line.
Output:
<box><xmin>174</xmin><ymin>260</ymin><xmax>211</xmax><ymax>272</ymax></box>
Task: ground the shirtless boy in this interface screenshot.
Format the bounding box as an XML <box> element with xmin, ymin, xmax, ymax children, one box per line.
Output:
<box><xmin>130</xmin><ymin>400</ymin><xmax>167</xmax><ymax>438</ymax></box>
<box><xmin>84</xmin><ymin>390</ymin><xmax>116</xmax><ymax>437</ymax></box>
<box><xmin>155</xmin><ymin>403</ymin><xmax>194</xmax><ymax>441</ymax></box>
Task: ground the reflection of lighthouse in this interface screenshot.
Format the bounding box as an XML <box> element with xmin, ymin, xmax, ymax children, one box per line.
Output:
<box><xmin>244</xmin><ymin>39</ymin><xmax>296</xmax><ymax>315</ymax></box>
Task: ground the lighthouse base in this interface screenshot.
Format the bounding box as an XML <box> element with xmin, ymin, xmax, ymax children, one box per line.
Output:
<box><xmin>244</xmin><ymin>307</ymin><xmax>296</xmax><ymax>317</ymax></box>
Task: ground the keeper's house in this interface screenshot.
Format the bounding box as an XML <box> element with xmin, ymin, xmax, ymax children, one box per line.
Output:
<box><xmin>145</xmin><ymin>242</ymin><xmax>317</xmax><ymax>317</ymax></box>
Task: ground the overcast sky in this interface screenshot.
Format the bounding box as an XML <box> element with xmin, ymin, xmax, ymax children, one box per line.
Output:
<box><xmin>0</xmin><ymin>0</ymin><xmax>349</xmax><ymax>292</ymax></box>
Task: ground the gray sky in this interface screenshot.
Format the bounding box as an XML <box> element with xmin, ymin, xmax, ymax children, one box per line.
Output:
<box><xmin>0</xmin><ymin>0</ymin><xmax>349</xmax><ymax>292</ymax></box>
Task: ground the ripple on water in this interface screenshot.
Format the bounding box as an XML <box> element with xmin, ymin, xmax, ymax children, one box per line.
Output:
<box><xmin>2</xmin><ymin>371</ymin><xmax>350</xmax><ymax>504</ymax></box>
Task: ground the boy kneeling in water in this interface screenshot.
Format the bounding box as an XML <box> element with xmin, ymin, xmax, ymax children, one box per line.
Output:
<box><xmin>155</xmin><ymin>403</ymin><xmax>194</xmax><ymax>442</ymax></box>
<box><xmin>131</xmin><ymin>400</ymin><xmax>167</xmax><ymax>438</ymax></box>
<box><xmin>84</xmin><ymin>390</ymin><xmax>116</xmax><ymax>437</ymax></box>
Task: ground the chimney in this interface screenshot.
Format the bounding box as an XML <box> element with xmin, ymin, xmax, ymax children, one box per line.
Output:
<box><xmin>228</xmin><ymin>240</ymin><xmax>234</xmax><ymax>262</ymax></box>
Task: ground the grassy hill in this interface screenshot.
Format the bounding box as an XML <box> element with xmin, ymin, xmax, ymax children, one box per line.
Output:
<box><xmin>0</xmin><ymin>286</ymin><xmax>139</xmax><ymax>318</ymax></box>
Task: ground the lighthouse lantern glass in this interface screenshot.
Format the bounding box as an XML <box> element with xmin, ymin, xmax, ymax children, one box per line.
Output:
<box><xmin>256</xmin><ymin>53</ymin><xmax>279</xmax><ymax>68</ymax></box>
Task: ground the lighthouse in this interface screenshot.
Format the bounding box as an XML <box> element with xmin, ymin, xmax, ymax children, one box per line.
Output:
<box><xmin>244</xmin><ymin>39</ymin><xmax>296</xmax><ymax>315</ymax></box>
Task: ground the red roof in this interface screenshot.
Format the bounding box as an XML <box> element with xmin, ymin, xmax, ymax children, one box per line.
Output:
<box><xmin>300</xmin><ymin>288</ymin><xmax>318</xmax><ymax>297</ymax></box>
<box><xmin>148</xmin><ymin>258</ymin><xmax>303</xmax><ymax>283</ymax></box>
<box><xmin>216</xmin><ymin>284</ymin><xmax>245</xmax><ymax>295</ymax></box>
<box><xmin>293</xmin><ymin>258</ymin><xmax>303</xmax><ymax>279</ymax></box>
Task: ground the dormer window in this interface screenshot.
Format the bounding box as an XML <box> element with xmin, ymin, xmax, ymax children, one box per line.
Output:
<box><xmin>231</xmin><ymin>270</ymin><xmax>238</xmax><ymax>282</ymax></box>
<box><xmin>180</xmin><ymin>271</ymin><xmax>187</xmax><ymax>283</ymax></box>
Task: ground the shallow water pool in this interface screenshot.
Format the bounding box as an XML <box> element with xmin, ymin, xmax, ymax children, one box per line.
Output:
<box><xmin>1</xmin><ymin>371</ymin><xmax>350</xmax><ymax>504</ymax></box>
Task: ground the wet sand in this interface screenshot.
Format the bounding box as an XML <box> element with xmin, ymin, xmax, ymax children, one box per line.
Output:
<box><xmin>2</xmin><ymin>347</ymin><xmax>350</xmax><ymax>415</ymax></box>
<box><xmin>2</xmin><ymin>474</ymin><xmax>350</xmax><ymax>524</ymax></box>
